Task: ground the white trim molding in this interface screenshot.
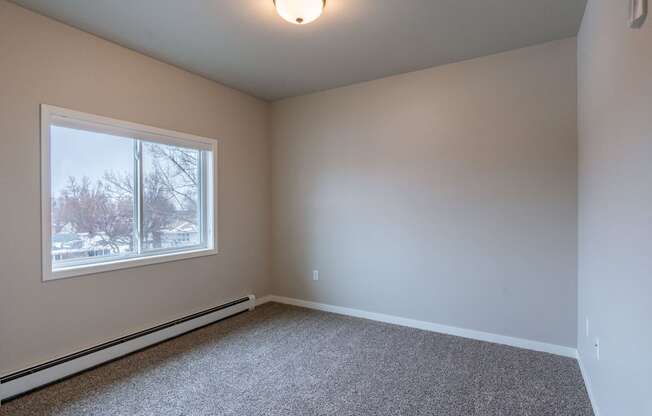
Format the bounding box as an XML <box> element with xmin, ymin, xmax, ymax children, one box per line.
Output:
<box><xmin>255</xmin><ymin>295</ymin><xmax>274</xmax><ymax>307</ymax></box>
<box><xmin>261</xmin><ymin>295</ymin><xmax>578</xmax><ymax>358</ymax></box>
<box><xmin>577</xmin><ymin>353</ymin><xmax>601</xmax><ymax>416</ymax></box>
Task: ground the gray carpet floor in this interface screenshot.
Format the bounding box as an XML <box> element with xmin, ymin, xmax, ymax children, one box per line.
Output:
<box><xmin>1</xmin><ymin>302</ymin><xmax>593</xmax><ymax>415</ymax></box>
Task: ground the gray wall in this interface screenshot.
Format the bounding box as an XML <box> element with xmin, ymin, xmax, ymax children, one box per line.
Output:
<box><xmin>577</xmin><ymin>0</ymin><xmax>652</xmax><ymax>414</ymax></box>
<box><xmin>0</xmin><ymin>1</ymin><xmax>270</xmax><ymax>375</ymax></box>
<box><xmin>271</xmin><ymin>39</ymin><xmax>579</xmax><ymax>348</ymax></box>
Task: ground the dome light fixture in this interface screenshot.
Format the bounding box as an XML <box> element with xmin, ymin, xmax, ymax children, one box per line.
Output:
<box><xmin>274</xmin><ymin>0</ymin><xmax>325</xmax><ymax>25</ymax></box>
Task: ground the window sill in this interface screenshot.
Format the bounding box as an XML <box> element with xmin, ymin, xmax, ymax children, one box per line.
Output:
<box><xmin>44</xmin><ymin>247</ymin><xmax>218</xmax><ymax>281</ymax></box>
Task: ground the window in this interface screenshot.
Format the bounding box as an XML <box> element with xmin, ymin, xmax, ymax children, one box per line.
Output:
<box><xmin>41</xmin><ymin>105</ymin><xmax>217</xmax><ymax>280</ymax></box>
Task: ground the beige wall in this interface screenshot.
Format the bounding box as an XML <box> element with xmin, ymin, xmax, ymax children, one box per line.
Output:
<box><xmin>0</xmin><ymin>0</ymin><xmax>582</xmax><ymax>377</ymax></box>
<box><xmin>577</xmin><ymin>0</ymin><xmax>652</xmax><ymax>414</ymax></box>
<box><xmin>0</xmin><ymin>1</ymin><xmax>270</xmax><ymax>375</ymax></box>
<box><xmin>271</xmin><ymin>38</ymin><xmax>578</xmax><ymax>347</ymax></box>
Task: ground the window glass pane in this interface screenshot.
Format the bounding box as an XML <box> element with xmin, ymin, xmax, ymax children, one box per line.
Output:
<box><xmin>142</xmin><ymin>142</ymin><xmax>202</xmax><ymax>251</ymax></box>
<box><xmin>50</xmin><ymin>125</ymin><xmax>135</xmax><ymax>267</ymax></box>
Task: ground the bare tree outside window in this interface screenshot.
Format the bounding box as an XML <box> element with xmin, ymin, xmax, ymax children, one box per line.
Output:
<box><xmin>142</xmin><ymin>142</ymin><xmax>201</xmax><ymax>250</ymax></box>
<box><xmin>50</xmin><ymin>125</ymin><xmax>204</xmax><ymax>266</ymax></box>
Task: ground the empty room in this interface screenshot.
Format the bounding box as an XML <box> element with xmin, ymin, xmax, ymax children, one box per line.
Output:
<box><xmin>0</xmin><ymin>0</ymin><xmax>650</xmax><ymax>414</ymax></box>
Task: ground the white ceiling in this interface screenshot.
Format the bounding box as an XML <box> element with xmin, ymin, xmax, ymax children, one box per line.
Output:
<box><xmin>12</xmin><ymin>0</ymin><xmax>587</xmax><ymax>101</ymax></box>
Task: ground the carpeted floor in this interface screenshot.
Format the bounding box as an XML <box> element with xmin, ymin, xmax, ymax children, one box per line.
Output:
<box><xmin>1</xmin><ymin>302</ymin><xmax>593</xmax><ymax>415</ymax></box>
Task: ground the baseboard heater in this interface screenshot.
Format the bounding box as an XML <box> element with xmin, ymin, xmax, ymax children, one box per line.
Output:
<box><xmin>0</xmin><ymin>294</ymin><xmax>256</xmax><ymax>402</ymax></box>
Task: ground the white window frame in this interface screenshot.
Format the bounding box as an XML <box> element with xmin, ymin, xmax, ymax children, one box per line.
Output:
<box><xmin>41</xmin><ymin>104</ymin><xmax>218</xmax><ymax>281</ymax></box>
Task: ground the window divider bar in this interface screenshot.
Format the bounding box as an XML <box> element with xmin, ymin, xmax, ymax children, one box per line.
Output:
<box><xmin>200</xmin><ymin>151</ymin><xmax>207</xmax><ymax>247</ymax></box>
<box><xmin>134</xmin><ymin>140</ymin><xmax>144</xmax><ymax>255</ymax></box>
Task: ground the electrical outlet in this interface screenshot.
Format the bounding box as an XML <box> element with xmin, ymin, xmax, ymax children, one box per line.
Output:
<box><xmin>586</xmin><ymin>318</ymin><xmax>589</xmax><ymax>337</ymax></box>
<box><xmin>594</xmin><ymin>338</ymin><xmax>600</xmax><ymax>360</ymax></box>
<box><xmin>312</xmin><ymin>270</ymin><xmax>319</xmax><ymax>281</ymax></box>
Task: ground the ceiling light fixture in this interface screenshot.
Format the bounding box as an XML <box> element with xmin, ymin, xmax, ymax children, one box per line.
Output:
<box><xmin>274</xmin><ymin>0</ymin><xmax>325</xmax><ymax>25</ymax></box>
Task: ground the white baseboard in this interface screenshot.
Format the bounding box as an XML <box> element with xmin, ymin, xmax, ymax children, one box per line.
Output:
<box><xmin>0</xmin><ymin>295</ymin><xmax>255</xmax><ymax>402</ymax></box>
<box><xmin>2</xmin><ymin>293</ymin><xmax>593</xmax><ymax>412</ymax></box>
<box><xmin>255</xmin><ymin>295</ymin><xmax>274</xmax><ymax>306</ymax></box>
<box><xmin>261</xmin><ymin>295</ymin><xmax>578</xmax><ymax>358</ymax></box>
<box><xmin>577</xmin><ymin>353</ymin><xmax>600</xmax><ymax>416</ymax></box>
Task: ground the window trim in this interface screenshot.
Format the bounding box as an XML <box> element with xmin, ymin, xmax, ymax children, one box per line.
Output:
<box><xmin>41</xmin><ymin>104</ymin><xmax>218</xmax><ymax>281</ymax></box>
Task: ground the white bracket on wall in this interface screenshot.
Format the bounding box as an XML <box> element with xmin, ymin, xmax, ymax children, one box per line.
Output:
<box><xmin>630</xmin><ymin>0</ymin><xmax>648</xmax><ymax>28</ymax></box>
